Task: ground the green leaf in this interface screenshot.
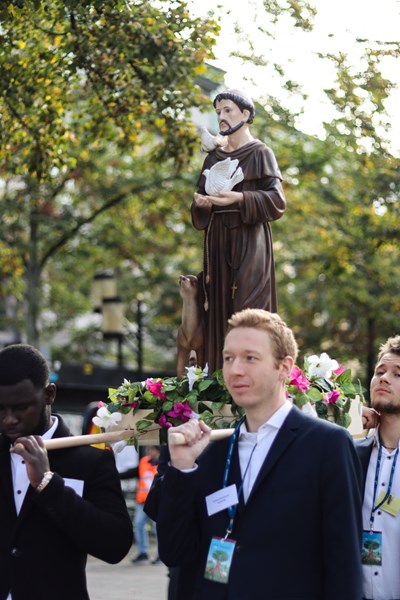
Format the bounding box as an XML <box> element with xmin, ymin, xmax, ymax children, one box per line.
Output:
<box><xmin>336</xmin><ymin>369</ymin><xmax>352</xmax><ymax>384</ymax></box>
<box><xmin>161</xmin><ymin>401</ymin><xmax>174</xmax><ymax>412</ymax></box>
<box><xmin>135</xmin><ymin>419</ymin><xmax>154</xmax><ymax>431</ymax></box>
<box><xmin>307</xmin><ymin>388</ymin><xmax>323</xmax><ymax>402</ymax></box>
<box><xmin>336</xmin><ymin>413</ymin><xmax>351</xmax><ymax>429</ymax></box>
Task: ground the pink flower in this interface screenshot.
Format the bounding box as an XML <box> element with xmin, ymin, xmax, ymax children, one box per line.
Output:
<box><xmin>167</xmin><ymin>401</ymin><xmax>193</xmax><ymax>422</ymax></box>
<box><xmin>326</xmin><ymin>390</ymin><xmax>340</xmax><ymax>404</ymax></box>
<box><xmin>289</xmin><ymin>366</ymin><xmax>311</xmax><ymax>392</ymax></box>
<box><xmin>121</xmin><ymin>400</ymin><xmax>138</xmax><ymax>409</ymax></box>
<box><xmin>333</xmin><ymin>365</ymin><xmax>346</xmax><ymax>377</ymax></box>
<box><xmin>145</xmin><ymin>378</ymin><xmax>166</xmax><ymax>400</ymax></box>
<box><xmin>97</xmin><ymin>401</ymin><xmax>106</xmax><ymax>408</ymax></box>
<box><xmin>158</xmin><ymin>414</ymin><xmax>172</xmax><ymax>429</ymax></box>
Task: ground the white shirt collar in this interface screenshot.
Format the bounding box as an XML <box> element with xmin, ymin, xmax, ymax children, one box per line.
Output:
<box><xmin>240</xmin><ymin>400</ymin><xmax>292</xmax><ymax>436</ymax></box>
<box><xmin>42</xmin><ymin>415</ymin><xmax>59</xmax><ymax>439</ymax></box>
<box><xmin>373</xmin><ymin>425</ymin><xmax>400</xmax><ymax>453</ymax></box>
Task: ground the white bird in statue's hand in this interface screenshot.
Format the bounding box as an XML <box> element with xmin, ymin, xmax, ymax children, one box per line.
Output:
<box><xmin>203</xmin><ymin>157</ymin><xmax>244</xmax><ymax>195</ymax></box>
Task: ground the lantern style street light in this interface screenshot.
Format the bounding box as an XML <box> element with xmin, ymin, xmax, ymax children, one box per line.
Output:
<box><xmin>90</xmin><ymin>270</ymin><xmax>143</xmax><ymax>373</ymax></box>
<box><xmin>91</xmin><ymin>270</ymin><xmax>125</xmax><ymax>368</ymax></box>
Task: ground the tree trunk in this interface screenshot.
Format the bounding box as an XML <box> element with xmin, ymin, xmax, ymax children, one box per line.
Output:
<box><xmin>366</xmin><ymin>316</ymin><xmax>376</xmax><ymax>401</ymax></box>
<box><xmin>26</xmin><ymin>208</ymin><xmax>41</xmax><ymax>346</ymax></box>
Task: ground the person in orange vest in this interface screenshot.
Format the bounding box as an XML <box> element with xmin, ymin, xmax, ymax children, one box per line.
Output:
<box><xmin>132</xmin><ymin>445</ymin><xmax>160</xmax><ymax>564</ymax></box>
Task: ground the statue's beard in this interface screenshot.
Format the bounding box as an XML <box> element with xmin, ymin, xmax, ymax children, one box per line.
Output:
<box><xmin>219</xmin><ymin>120</ymin><xmax>245</xmax><ymax>136</ymax></box>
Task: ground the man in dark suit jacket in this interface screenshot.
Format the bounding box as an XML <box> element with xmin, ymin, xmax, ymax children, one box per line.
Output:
<box><xmin>145</xmin><ymin>308</ymin><xmax>363</xmax><ymax>600</ymax></box>
<box><xmin>0</xmin><ymin>344</ymin><xmax>133</xmax><ymax>600</ymax></box>
<box><xmin>355</xmin><ymin>335</ymin><xmax>400</xmax><ymax>600</ymax></box>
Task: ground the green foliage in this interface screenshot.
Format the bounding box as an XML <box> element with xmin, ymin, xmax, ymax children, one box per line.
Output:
<box><xmin>0</xmin><ymin>0</ymin><xmax>219</xmax><ymax>177</ymax></box>
<box><xmin>1</xmin><ymin>0</ymin><xmax>399</xmax><ymax>386</ymax></box>
<box><xmin>262</xmin><ymin>0</ymin><xmax>317</xmax><ymax>31</ymax></box>
<box><xmin>269</xmin><ymin>42</ymin><xmax>400</xmax><ymax>385</ymax></box>
<box><xmin>0</xmin><ymin>0</ymin><xmax>218</xmax><ymax>348</ymax></box>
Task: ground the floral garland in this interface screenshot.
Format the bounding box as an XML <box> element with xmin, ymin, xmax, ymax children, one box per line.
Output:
<box><xmin>94</xmin><ymin>365</ymin><xmax>244</xmax><ymax>445</ymax></box>
<box><xmin>93</xmin><ymin>353</ymin><xmax>365</xmax><ymax>445</ymax></box>
<box><xmin>287</xmin><ymin>352</ymin><xmax>365</xmax><ymax>428</ymax></box>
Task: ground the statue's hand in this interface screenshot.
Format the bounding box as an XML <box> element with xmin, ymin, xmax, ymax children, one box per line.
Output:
<box><xmin>194</xmin><ymin>192</ymin><xmax>212</xmax><ymax>208</ymax></box>
<box><xmin>207</xmin><ymin>191</ymin><xmax>244</xmax><ymax>206</ymax></box>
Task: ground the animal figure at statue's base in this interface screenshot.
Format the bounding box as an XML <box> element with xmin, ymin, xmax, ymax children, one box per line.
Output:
<box><xmin>176</xmin><ymin>275</ymin><xmax>204</xmax><ymax>377</ymax></box>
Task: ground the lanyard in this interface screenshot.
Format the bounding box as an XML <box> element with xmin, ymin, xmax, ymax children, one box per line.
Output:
<box><xmin>369</xmin><ymin>444</ymin><xmax>399</xmax><ymax>530</ymax></box>
<box><xmin>222</xmin><ymin>416</ymin><xmax>258</xmax><ymax>538</ymax></box>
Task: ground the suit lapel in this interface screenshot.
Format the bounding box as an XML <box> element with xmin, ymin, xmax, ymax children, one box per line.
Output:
<box><xmin>0</xmin><ymin>436</ymin><xmax>17</xmax><ymax>517</ymax></box>
<box><xmin>356</xmin><ymin>437</ymin><xmax>374</xmax><ymax>476</ymax></box>
<box><xmin>229</xmin><ymin>408</ymin><xmax>301</xmax><ymax>509</ymax></box>
<box><xmin>245</xmin><ymin>407</ymin><xmax>301</xmax><ymax>503</ymax></box>
<box><xmin>228</xmin><ymin>444</ymin><xmax>245</xmax><ymax>510</ymax></box>
<box><xmin>355</xmin><ymin>436</ymin><xmax>374</xmax><ymax>495</ymax></box>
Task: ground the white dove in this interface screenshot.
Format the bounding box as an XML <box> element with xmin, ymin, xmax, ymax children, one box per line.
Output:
<box><xmin>203</xmin><ymin>157</ymin><xmax>244</xmax><ymax>195</ymax></box>
<box><xmin>200</xmin><ymin>127</ymin><xmax>226</xmax><ymax>152</ymax></box>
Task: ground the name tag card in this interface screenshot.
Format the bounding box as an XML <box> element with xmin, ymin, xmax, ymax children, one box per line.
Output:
<box><xmin>375</xmin><ymin>491</ymin><xmax>400</xmax><ymax>516</ymax></box>
<box><xmin>206</xmin><ymin>484</ymin><xmax>238</xmax><ymax>516</ymax></box>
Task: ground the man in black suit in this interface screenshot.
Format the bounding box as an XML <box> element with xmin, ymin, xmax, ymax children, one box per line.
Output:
<box><xmin>146</xmin><ymin>308</ymin><xmax>363</xmax><ymax>599</ymax></box>
<box><xmin>0</xmin><ymin>344</ymin><xmax>133</xmax><ymax>600</ymax></box>
<box><xmin>356</xmin><ymin>335</ymin><xmax>400</xmax><ymax>600</ymax></box>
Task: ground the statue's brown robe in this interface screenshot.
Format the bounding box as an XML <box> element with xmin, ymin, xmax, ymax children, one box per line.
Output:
<box><xmin>192</xmin><ymin>139</ymin><xmax>286</xmax><ymax>373</ymax></box>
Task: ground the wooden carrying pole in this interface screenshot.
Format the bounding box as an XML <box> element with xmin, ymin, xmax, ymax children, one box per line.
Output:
<box><xmin>41</xmin><ymin>427</ymin><xmax>235</xmax><ymax>450</ymax></box>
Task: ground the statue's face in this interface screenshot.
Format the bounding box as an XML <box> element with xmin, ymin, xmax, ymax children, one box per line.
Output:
<box><xmin>215</xmin><ymin>98</ymin><xmax>249</xmax><ymax>136</ymax></box>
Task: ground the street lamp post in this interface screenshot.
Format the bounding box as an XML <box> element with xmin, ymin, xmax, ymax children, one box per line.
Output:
<box><xmin>101</xmin><ymin>296</ymin><xmax>125</xmax><ymax>368</ymax></box>
<box><xmin>91</xmin><ymin>270</ymin><xmax>125</xmax><ymax>368</ymax></box>
<box><xmin>91</xmin><ymin>270</ymin><xmax>145</xmax><ymax>373</ymax></box>
<box><xmin>136</xmin><ymin>295</ymin><xmax>144</xmax><ymax>380</ymax></box>
<box><xmin>90</xmin><ymin>270</ymin><xmax>117</xmax><ymax>313</ymax></box>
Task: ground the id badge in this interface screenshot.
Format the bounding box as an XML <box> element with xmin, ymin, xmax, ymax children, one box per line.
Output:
<box><xmin>361</xmin><ymin>530</ymin><xmax>382</xmax><ymax>566</ymax></box>
<box><xmin>204</xmin><ymin>536</ymin><xmax>236</xmax><ymax>584</ymax></box>
<box><xmin>375</xmin><ymin>491</ymin><xmax>400</xmax><ymax>516</ymax></box>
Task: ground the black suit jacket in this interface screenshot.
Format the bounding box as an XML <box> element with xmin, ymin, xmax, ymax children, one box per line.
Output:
<box><xmin>146</xmin><ymin>407</ymin><xmax>363</xmax><ymax>600</ymax></box>
<box><xmin>354</xmin><ymin>435</ymin><xmax>375</xmax><ymax>494</ymax></box>
<box><xmin>0</xmin><ymin>415</ymin><xmax>133</xmax><ymax>600</ymax></box>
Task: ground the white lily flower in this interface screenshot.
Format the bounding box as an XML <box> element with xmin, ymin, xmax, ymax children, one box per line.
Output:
<box><xmin>92</xmin><ymin>406</ymin><xmax>122</xmax><ymax>430</ymax></box>
<box><xmin>307</xmin><ymin>353</ymin><xmax>339</xmax><ymax>379</ymax></box>
<box><xmin>185</xmin><ymin>365</ymin><xmax>200</xmax><ymax>391</ymax></box>
<box><xmin>202</xmin><ymin>363</ymin><xmax>209</xmax><ymax>377</ymax></box>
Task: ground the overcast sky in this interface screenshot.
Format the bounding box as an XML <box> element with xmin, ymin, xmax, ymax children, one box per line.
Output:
<box><xmin>188</xmin><ymin>0</ymin><xmax>400</xmax><ymax>154</ymax></box>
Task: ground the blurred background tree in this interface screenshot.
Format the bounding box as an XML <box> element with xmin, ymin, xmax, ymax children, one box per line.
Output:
<box><xmin>0</xmin><ymin>0</ymin><xmax>399</xmax><ymax>388</ymax></box>
<box><xmin>0</xmin><ymin>0</ymin><xmax>219</xmax><ymax>369</ymax></box>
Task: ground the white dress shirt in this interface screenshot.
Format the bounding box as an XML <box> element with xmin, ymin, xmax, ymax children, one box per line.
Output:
<box><xmin>7</xmin><ymin>416</ymin><xmax>58</xmax><ymax>600</ymax></box>
<box><xmin>238</xmin><ymin>400</ymin><xmax>292</xmax><ymax>502</ymax></box>
<box><xmin>362</xmin><ymin>429</ymin><xmax>400</xmax><ymax>600</ymax></box>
